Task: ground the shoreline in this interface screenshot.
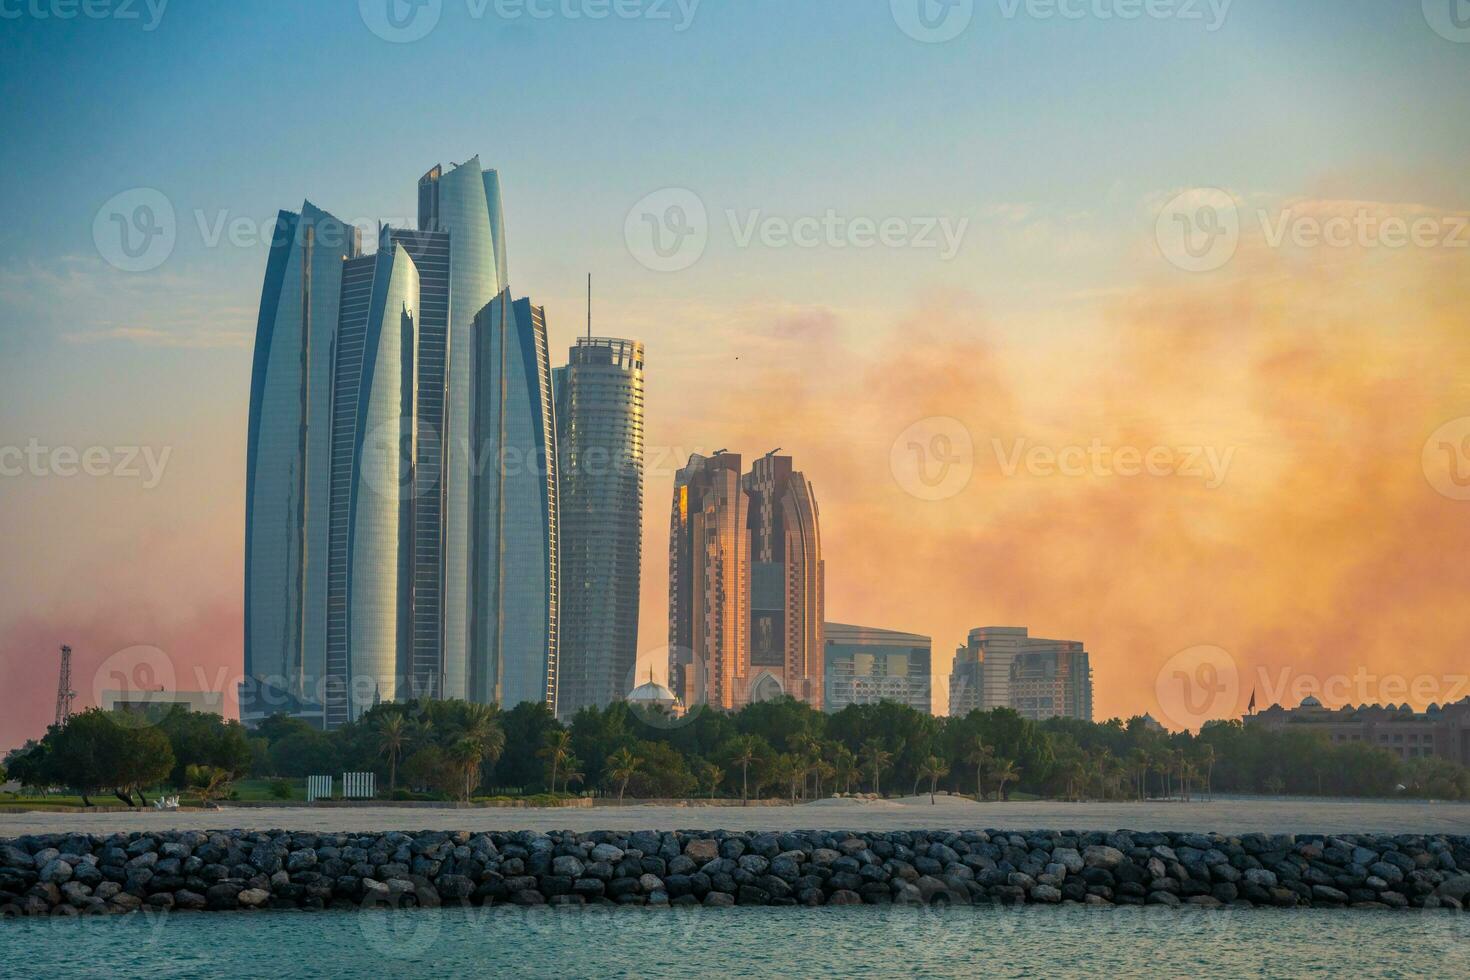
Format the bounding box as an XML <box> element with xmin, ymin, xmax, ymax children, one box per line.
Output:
<box><xmin>3</xmin><ymin>795</ymin><xmax>1469</xmax><ymax>837</ymax></box>
<box><xmin>3</xmin><ymin>826</ymin><xmax>1467</xmax><ymax>917</ymax></box>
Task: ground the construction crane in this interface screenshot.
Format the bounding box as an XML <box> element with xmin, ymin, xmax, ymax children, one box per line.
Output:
<box><xmin>54</xmin><ymin>644</ymin><xmax>75</xmax><ymax>727</ymax></box>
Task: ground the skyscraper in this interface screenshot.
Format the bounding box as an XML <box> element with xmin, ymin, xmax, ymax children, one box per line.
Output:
<box><xmin>243</xmin><ymin>159</ymin><xmax>559</xmax><ymax>728</ymax></box>
<box><xmin>668</xmin><ymin>452</ymin><xmax>747</xmax><ymax>710</ymax></box>
<box><xmin>471</xmin><ymin>294</ymin><xmax>560</xmax><ymax>712</ymax></box>
<box><xmin>243</xmin><ymin>203</ymin><xmax>360</xmax><ymax>727</ymax></box>
<box><xmin>668</xmin><ymin>451</ymin><xmax>824</xmax><ymax>711</ymax></box>
<box><xmin>554</xmin><ymin>337</ymin><xmax>645</xmax><ymax>720</ymax></box>
<box><xmin>743</xmin><ymin>453</ymin><xmax>824</xmax><ymax>709</ymax></box>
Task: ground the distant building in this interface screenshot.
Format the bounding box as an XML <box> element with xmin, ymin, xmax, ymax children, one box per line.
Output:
<box><xmin>1247</xmin><ymin>697</ymin><xmax>1470</xmax><ymax>765</ymax></box>
<box><xmin>625</xmin><ymin>672</ymin><xmax>684</xmax><ymax>718</ymax></box>
<box><xmin>100</xmin><ymin>689</ymin><xmax>225</xmax><ymax>717</ymax></box>
<box><xmin>668</xmin><ymin>451</ymin><xmax>824</xmax><ymax>711</ymax></box>
<box><xmin>554</xmin><ymin>337</ymin><xmax>645</xmax><ymax>720</ymax></box>
<box><xmin>949</xmin><ymin>626</ymin><xmax>1093</xmax><ymax>721</ymax></box>
<box><xmin>823</xmin><ymin>623</ymin><xmax>931</xmax><ymax>714</ymax></box>
<box><xmin>1008</xmin><ymin>647</ymin><xmax>1093</xmax><ymax>722</ymax></box>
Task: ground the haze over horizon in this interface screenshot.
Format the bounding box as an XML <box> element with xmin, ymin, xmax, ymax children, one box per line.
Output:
<box><xmin>3</xmin><ymin>1</ymin><xmax>1470</xmax><ymax>749</ymax></box>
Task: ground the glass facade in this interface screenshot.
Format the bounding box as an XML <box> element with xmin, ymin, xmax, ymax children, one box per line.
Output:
<box><xmin>419</xmin><ymin>158</ymin><xmax>508</xmax><ymax>702</ymax></box>
<box><xmin>243</xmin><ymin>203</ymin><xmax>359</xmax><ymax>726</ymax></box>
<box><xmin>823</xmin><ymin>623</ymin><xmax>932</xmax><ymax>714</ymax></box>
<box><xmin>386</xmin><ymin>226</ymin><xmax>450</xmax><ymax>701</ymax></box>
<box><xmin>470</xmin><ymin>294</ymin><xmax>560</xmax><ymax>711</ymax></box>
<box><xmin>554</xmin><ymin>337</ymin><xmax>644</xmax><ymax>719</ymax></box>
<box><xmin>244</xmin><ymin>159</ymin><xmax>560</xmax><ymax>727</ymax></box>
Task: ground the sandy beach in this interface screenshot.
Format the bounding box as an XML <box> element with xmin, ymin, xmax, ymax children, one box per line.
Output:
<box><xmin>2</xmin><ymin>795</ymin><xmax>1466</xmax><ymax>838</ymax></box>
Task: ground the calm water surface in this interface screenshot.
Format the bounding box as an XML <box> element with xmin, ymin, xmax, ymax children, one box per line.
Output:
<box><xmin>3</xmin><ymin>905</ymin><xmax>1465</xmax><ymax>978</ymax></box>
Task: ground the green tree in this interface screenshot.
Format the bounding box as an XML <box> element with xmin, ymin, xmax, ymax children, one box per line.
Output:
<box><xmin>918</xmin><ymin>755</ymin><xmax>949</xmax><ymax>804</ymax></box>
<box><xmin>374</xmin><ymin>713</ymin><xmax>408</xmax><ymax>792</ymax></box>
<box><xmin>991</xmin><ymin>758</ymin><xmax>1020</xmax><ymax>801</ymax></box>
<box><xmin>726</xmin><ymin>734</ymin><xmax>764</xmax><ymax>805</ymax></box>
<box><xmin>607</xmin><ymin>746</ymin><xmax>640</xmax><ymax>805</ymax></box>
<box><xmin>861</xmin><ymin>738</ymin><xmax>893</xmax><ymax>796</ymax></box>
<box><xmin>540</xmin><ymin>729</ymin><xmax>574</xmax><ymax>794</ymax></box>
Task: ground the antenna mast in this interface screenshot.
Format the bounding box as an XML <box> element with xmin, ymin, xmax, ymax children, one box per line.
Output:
<box><xmin>587</xmin><ymin>273</ymin><xmax>592</xmax><ymax>341</ymax></box>
<box><xmin>55</xmin><ymin>644</ymin><xmax>75</xmax><ymax>727</ymax></box>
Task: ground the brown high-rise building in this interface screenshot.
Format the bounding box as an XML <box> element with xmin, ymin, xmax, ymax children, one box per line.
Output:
<box><xmin>668</xmin><ymin>451</ymin><xmax>824</xmax><ymax>711</ymax></box>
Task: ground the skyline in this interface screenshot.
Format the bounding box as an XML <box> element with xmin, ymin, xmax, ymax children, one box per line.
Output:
<box><xmin>5</xmin><ymin>2</ymin><xmax>1470</xmax><ymax>748</ymax></box>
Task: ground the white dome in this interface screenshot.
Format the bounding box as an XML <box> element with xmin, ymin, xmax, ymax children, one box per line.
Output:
<box><xmin>627</xmin><ymin>680</ymin><xmax>678</xmax><ymax>705</ymax></box>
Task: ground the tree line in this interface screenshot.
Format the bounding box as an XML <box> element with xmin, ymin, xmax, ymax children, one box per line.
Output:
<box><xmin>4</xmin><ymin>707</ymin><xmax>251</xmax><ymax>806</ymax></box>
<box><xmin>7</xmin><ymin>696</ymin><xmax>1467</xmax><ymax>804</ymax></box>
<box><xmin>248</xmin><ymin>696</ymin><xmax>1470</xmax><ymax>803</ymax></box>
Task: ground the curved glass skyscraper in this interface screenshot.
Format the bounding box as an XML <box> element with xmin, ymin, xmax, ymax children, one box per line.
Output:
<box><xmin>244</xmin><ymin>160</ymin><xmax>560</xmax><ymax>728</ymax></box>
<box><xmin>554</xmin><ymin>337</ymin><xmax>645</xmax><ymax>719</ymax></box>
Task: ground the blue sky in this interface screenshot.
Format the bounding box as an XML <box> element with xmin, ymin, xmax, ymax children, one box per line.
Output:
<box><xmin>2</xmin><ymin>1</ymin><xmax>1470</xmax><ymax>741</ymax></box>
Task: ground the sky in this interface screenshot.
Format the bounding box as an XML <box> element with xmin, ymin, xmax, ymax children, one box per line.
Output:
<box><xmin>2</xmin><ymin>0</ymin><xmax>1469</xmax><ymax>749</ymax></box>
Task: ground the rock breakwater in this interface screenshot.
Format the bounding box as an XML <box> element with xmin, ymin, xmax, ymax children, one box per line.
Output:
<box><xmin>3</xmin><ymin>828</ymin><xmax>1468</xmax><ymax>915</ymax></box>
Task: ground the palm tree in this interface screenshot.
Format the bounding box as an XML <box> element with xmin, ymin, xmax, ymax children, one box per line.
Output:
<box><xmin>831</xmin><ymin>746</ymin><xmax>859</xmax><ymax>795</ymax></box>
<box><xmin>963</xmin><ymin>736</ymin><xmax>994</xmax><ymax>800</ymax></box>
<box><xmin>730</xmin><ymin>734</ymin><xmax>760</xmax><ymax>806</ymax></box>
<box><xmin>918</xmin><ymin>755</ymin><xmax>949</xmax><ymax>804</ymax></box>
<box><xmin>861</xmin><ymin>738</ymin><xmax>892</xmax><ymax>797</ymax></box>
<box><xmin>1194</xmin><ymin>744</ymin><xmax>1217</xmax><ymax>800</ymax></box>
<box><xmin>446</xmin><ymin>737</ymin><xmax>484</xmax><ymax>801</ymax></box>
<box><xmin>698</xmin><ymin>762</ymin><xmax>725</xmax><ymax>800</ymax></box>
<box><xmin>374</xmin><ymin>713</ymin><xmax>407</xmax><ymax>793</ymax></box>
<box><xmin>991</xmin><ymin>758</ymin><xmax>1020</xmax><ymax>801</ymax></box>
<box><xmin>539</xmin><ymin>729</ymin><xmax>574</xmax><ymax>794</ymax></box>
<box><xmin>607</xmin><ymin>747</ymin><xmax>639</xmax><ymax>805</ymax></box>
<box><xmin>771</xmin><ymin>754</ymin><xmax>801</xmax><ymax>804</ymax></box>
<box><xmin>1127</xmin><ymin>748</ymin><xmax>1149</xmax><ymax>801</ymax></box>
